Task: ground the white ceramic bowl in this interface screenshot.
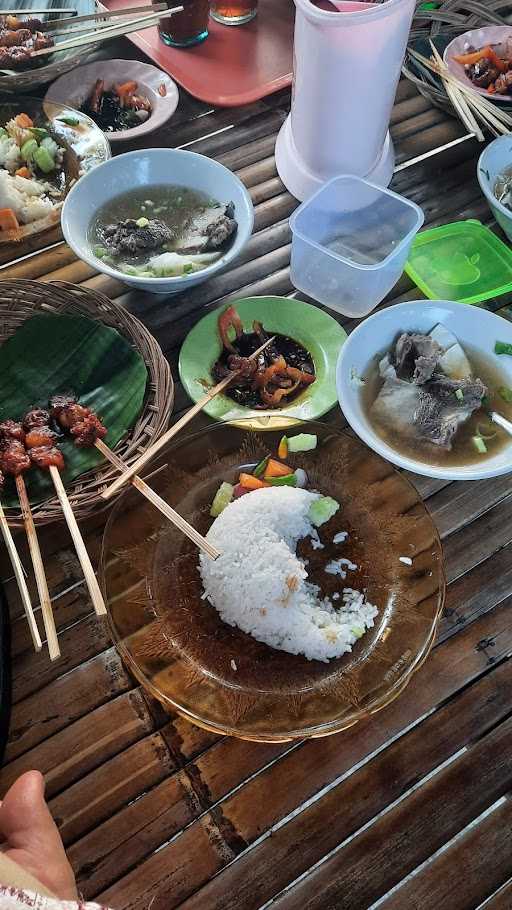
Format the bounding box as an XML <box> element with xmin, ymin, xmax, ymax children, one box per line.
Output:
<box><xmin>337</xmin><ymin>300</ymin><xmax>512</xmax><ymax>481</ymax></box>
<box><xmin>61</xmin><ymin>148</ymin><xmax>255</xmax><ymax>295</ymax></box>
<box><xmin>444</xmin><ymin>26</ymin><xmax>512</xmax><ymax>103</ymax></box>
<box><xmin>477</xmin><ymin>135</ymin><xmax>512</xmax><ymax>243</ymax></box>
<box><xmin>45</xmin><ymin>59</ymin><xmax>179</xmax><ymax>142</ymax></box>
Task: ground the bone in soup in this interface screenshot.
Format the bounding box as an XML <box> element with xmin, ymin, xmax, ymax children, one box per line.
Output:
<box><xmin>361</xmin><ymin>324</ymin><xmax>512</xmax><ymax>468</ymax></box>
<box><xmin>89</xmin><ymin>184</ymin><xmax>238</xmax><ymax>278</ymax></box>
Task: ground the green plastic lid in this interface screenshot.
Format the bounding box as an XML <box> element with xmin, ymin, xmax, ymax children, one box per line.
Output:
<box><xmin>405</xmin><ymin>220</ymin><xmax>512</xmax><ymax>305</ymax></box>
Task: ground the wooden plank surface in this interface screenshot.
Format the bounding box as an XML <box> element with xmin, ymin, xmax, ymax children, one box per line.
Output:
<box><xmin>0</xmin><ymin>44</ymin><xmax>511</xmax><ymax>910</ymax></box>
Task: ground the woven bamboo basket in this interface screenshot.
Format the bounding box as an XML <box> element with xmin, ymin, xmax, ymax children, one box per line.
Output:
<box><xmin>0</xmin><ymin>279</ymin><xmax>173</xmax><ymax>527</ymax></box>
<box><xmin>404</xmin><ymin>0</ymin><xmax>512</xmax><ymax>111</ymax></box>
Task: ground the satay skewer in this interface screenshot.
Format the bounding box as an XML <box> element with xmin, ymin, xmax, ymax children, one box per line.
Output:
<box><xmin>101</xmin><ymin>336</ymin><xmax>277</xmax><ymax>502</ymax></box>
<box><xmin>0</xmin><ymin>495</ymin><xmax>41</xmax><ymax>652</ymax></box>
<box><xmin>15</xmin><ymin>474</ymin><xmax>60</xmax><ymax>660</ymax></box>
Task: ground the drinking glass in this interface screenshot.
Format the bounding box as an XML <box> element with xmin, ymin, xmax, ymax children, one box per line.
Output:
<box><xmin>210</xmin><ymin>0</ymin><xmax>258</xmax><ymax>26</ymax></box>
<box><xmin>157</xmin><ymin>0</ymin><xmax>210</xmax><ymax>47</ymax></box>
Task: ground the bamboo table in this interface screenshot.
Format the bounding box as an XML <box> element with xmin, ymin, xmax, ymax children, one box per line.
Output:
<box><xmin>1</xmin><ymin>51</ymin><xmax>512</xmax><ymax>910</ymax></box>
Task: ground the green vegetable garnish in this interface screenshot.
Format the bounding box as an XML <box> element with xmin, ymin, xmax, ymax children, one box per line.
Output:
<box><xmin>29</xmin><ymin>127</ymin><xmax>48</xmax><ymax>140</ymax></box>
<box><xmin>136</xmin><ymin>217</ymin><xmax>149</xmax><ymax>228</ymax></box>
<box><xmin>93</xmin><ymin>246</ymin><xmax>107</xmax><ymax>259</ymax></box>
<box><xmin>0</xmin><ymin>128</ymin><xmax>7</xmax><ymax>139</ymax></box>
<box><xmin>351</xmin><ymin>627</ymin><xmax>364</xmax><ymax>639</ymax></box>
<box><xmin>266</xmin><ymin>474</ymin><xmax>297</xmax><ymax>487</ymax></box>
<box><xmin>495</xmin><ymin>341</ymin><xmax>512</xmax><ymax>356</ymax></box>
<box><xmin>287</xmin><ymin>433</ymin><xmax>318</xmax><ymax>454</ymax></box>
<box><xmin>57</xmin><ymin>116</ymin><xmax>80</xmax><ymax>126</ymax></box>
<box><xmin>472</xmin><ymin>436</ymin><xmax>487</xmax><ymax>455</ymax></box>
<box><xmin>33</xmin><ymin>146</ymin><xmax>55</xmax><ymax>174</ymax></box>
<box><xmin>210</xmin><ymin>481</ymin><xmax>234</xmax><ymax>517</ymax></box>
<box><xmin>20</xmin><ymin>138</ymin><xmax>38</xmax><ymax>163</ymax></box>
<box><xmin>309</xmin><ymin>496</ymin><xmax>340</xmax><ymax>527</ymax></box>
<box><xmin>183</xmin><ymin>263</ymin><xmax>194</xmax><ymax>274</ymax></box>
<box><xmin>498</xmin><ymin>386</ymin><xmax>512</xmax><ymax>403</ymax></box>
<box><xmin>253</xmin><ymin>455</ymin><xmax>270</xmax><ymax>478</ymax></box>
<box><xmin>455</xmin><ymin>388</ymin><xmax>464</xmax><ymax>401</ymax></box>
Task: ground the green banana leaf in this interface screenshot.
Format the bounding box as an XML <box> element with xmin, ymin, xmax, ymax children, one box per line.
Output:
<box><xmin>0</xmin><ymin>313</ymin><xmax>148</xmax><ymax>505</ymax></box>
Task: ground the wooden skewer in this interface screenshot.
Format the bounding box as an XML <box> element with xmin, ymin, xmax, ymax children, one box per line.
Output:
<box><xmin>102</xmin><ymin>335</ymin><xmax>277</xmax><ymax>501</ymax></box>
<box><xmin>48</xmin><ymin>465</ymin><xmax>106</xmax><ymax>617</ymax></box>
<box><xmin>95</xmin><ymin>439</ymin><xmax>220</xmax><ymax>560</ymax></box>
<box><xmin>32</xmin><ymin>6</ymin><xmax>183</xmax><ymax>56</ymax></box>
<box><xmin>0</xmin><ymin>499</ymin><xmax>41</xmax><ymax>652</ymax></box>
<box><xmin>15</xmin><ymin>475</ymin><xmax>60</xmax><ymax>661</ymax></box>
<box><xmin>43</xmin><ymin>3</ymin><xmax>166</xmax><ymax>31</ymax></box>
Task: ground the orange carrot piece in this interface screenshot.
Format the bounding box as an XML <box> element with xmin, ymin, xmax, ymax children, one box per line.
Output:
<box><xmin>0</xmin><ymin>208</ymin><xmax>20</xmax><ymax>231</ymax></box>
<box><xmin>264</xmin><ymin>458</ymin><xmax>293</xmax><ymax>478</ymax></box>
<box><xmin>116</xmin><ymin>81</ymin><xmax>138</xmax><ymax>96</ymax></box>
<box><xmin>14</xmin><ymin>113</ymin><xmax>33</xmax><ymax>129</ymax></box>
<box><xmin>239</xmin><ymin>473</ymin><xmax>270</xmax><ymax>490</ymax></box>
<box><xmin>15</xmin><ymin>167</ymin><xmax>31</xmax><ymax>179</ymax></box>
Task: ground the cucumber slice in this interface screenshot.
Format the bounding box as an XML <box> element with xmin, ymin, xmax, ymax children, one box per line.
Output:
<box><xmin>309</xmin><ymin>496</ymin><xmax>340</xmax><ymax>527</ymax></box>
<box><xmin>33</xmin><ymin>146</ymin><xmax>55</xmax><ymax>174</ymax></box>
<box><xmin>287</xmin><ymin>433</ymin><xmax>318</xmax><ymax>453</ymax></box>
<box><xmin>266</xmin><ymin>474</ymin><xmax>297</xmax><ymax>487</ymax></box>
<box><xmin>210</xmin><ymin>482</ymin><xmax>234</xmax><ymax>517</ymax></box>
<box><xmin>21</xmin><ymin>138</ymin><xmax>38</xmax><ymax>163</ymax></box>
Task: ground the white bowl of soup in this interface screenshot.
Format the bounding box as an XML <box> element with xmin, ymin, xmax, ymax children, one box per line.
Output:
<box><xmin>61</xmin><ymin>148</ymin><xmax>254</xmax><ymax>294</ymax></box>
<box><xmin>337</xmin><ymin>300</ymin><xmax>512</xmax><ymax>481</ymax></box>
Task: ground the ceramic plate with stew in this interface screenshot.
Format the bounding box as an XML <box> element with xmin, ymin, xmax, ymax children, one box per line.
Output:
<box><xmin>337</xmin><ymin>300</ymin><xmax>512</xmax><ymax>481</ymax></box>
<box><xmin>179</xmin><ymin>296</ymin><xmax>347</xmax><ymax>430</ymax></box>
<box><xmin>100</xmin><ymin>417</ymin><xmax>445</xmax><ymax>742</ymax></box>
<box><xmin>444</xmin><ymin>27</ymin><xmax>512</xmax><ymax>102</ymax></box>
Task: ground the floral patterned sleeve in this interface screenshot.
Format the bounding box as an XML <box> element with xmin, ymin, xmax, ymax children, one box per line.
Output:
<box><xmin>0</xmin><ymin>888</ymin><xmax>113</xmax><ymax>910</ymax></box>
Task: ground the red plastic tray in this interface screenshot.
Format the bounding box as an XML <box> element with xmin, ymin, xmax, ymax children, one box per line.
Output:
<box><xmin>100</xmin><ymin>0</ymin><xmax>295</xmax><ymax>107</ymax></box>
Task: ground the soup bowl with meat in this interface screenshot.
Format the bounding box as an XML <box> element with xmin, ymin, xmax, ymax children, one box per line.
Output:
<box><xmin>61</xmin><ymin>148</ymin><xmax>254</xmax><ymax>294</ymax></box>
<box><xmin>336</xmin><ymin>300</ymin><xmax>512</xmax><ymax>481</ymax></box>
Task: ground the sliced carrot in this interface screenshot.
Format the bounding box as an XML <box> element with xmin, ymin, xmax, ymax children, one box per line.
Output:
<box><xmin>0</xmin><ymin>208</ymin><xmax>20</xmax><ymax>232</ymax></box>
<box><xmin>239</xmin><ymin>473</ymin><xmax>270</xmax><ymax>491</ymax></box>
<box><xmin>278</xmin><ymin>436</ymin><xmax>288</xmax><ymax>460</ymax></box>
<box><xmin>15</xmin><ymin>167</ymin><xmax>31</xmax><ymax>179</ymax></box>
<box><xmin>14</xmin><ymin>113</ymin><xmax>33</xmax><ymax>129</ymax></box>
<box><xmin>116</xmin><ymin>81</ymin><xmax>138</xmax><ymax>96</ymax></box>
<box><xmin>264</xmin><ymin>458</ymin><xmax>293</xmax><ymax>478</ymax></box>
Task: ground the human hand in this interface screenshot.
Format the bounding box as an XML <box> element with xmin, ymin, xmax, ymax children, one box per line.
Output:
<box><xmin>0</xmin><ymin>770</ymin><xmax>78</xmax><ymax>901</ymax></box>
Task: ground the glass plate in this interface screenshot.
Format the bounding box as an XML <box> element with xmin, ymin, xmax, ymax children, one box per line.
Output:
<box><xmin>100</xmin><ymin>418</ymin><xmax>445</xmax><ymax>742</ymax></box>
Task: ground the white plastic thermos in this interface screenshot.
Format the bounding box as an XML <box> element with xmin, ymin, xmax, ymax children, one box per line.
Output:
<box><xmin>276</xmin><ymin>0</ymin><xmax>416</xmax><ymax>200</ymax></box>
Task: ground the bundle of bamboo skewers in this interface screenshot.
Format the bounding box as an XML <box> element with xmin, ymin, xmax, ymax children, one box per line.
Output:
<box><xmin>409</xmin><ymin>41</ymin><xmax>512</xmax><ymax>141</ymax></box>
<box><xmin>0</xmin><ymin>338</ymin><xmax>274</xmax><ymax>662</ymax></box>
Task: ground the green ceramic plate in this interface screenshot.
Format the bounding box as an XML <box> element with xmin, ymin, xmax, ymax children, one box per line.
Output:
<box><xmin>179</xmin><ymin>296</ymin><xmax>347</xmax><ymax>430</ymax></box>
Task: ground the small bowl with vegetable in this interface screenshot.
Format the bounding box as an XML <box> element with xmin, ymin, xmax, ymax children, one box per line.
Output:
<box><xmin>477</xmin><ymin>135</ymin><xmax>512</xmax><ymax>244</ymax></box>
<box><xmin>337</xmin><ymin>300</ymin><xmax>512</xmax><ymax>481</ymax></box>
<box><xmin>61</xmin><ymin>147</ymin><xmax>254</xmax><ymax>295</ymax></box>
<box><xmin>45</xmin><ymin>60</ymin><xmax>179</xmax><ymax>143</ymax></box>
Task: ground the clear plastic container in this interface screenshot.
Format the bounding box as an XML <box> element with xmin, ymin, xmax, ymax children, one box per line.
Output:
<box><xmin>289</xmin><ymin>175</ymin><xmax>424</xmax><ymax>318</ymax></box>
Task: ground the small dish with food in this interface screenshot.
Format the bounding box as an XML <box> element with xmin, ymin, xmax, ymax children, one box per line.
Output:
<box><xmin>179</xmin><ymin>296</ymin><xmax>347</xmax><ymax>429</ymax></box>
<box><xmin>477</xmin><ymin>134</ymin><xmax>512</xmax><ymax>244</ymax></box>
<box><xmin>337</xmin><ymin>300</ymin><xmax>512</xmax><ymax>481</ymax></box>
<box><xmin>445</xmin><ymin>26</ymin><xmax>512</xmax><ymax>100</ymax></box>
<box><xmin>101</xmin><ymin>417</ymin><xmax>445</xmax><ymax>740</ymax></box>
<box><xmin>45</xmin><ymin>60</ymin><xmax>179</xmax><ymax>142</ymax></box>
<box><xmin>0</xmin><ymin>96</ymin><xmax>110</xmax><ymax>244</ymax></box>
<box><xmin>61</xmin><ymin>148</ymin><xmax>254</xmax><ymax>294</ymax></box>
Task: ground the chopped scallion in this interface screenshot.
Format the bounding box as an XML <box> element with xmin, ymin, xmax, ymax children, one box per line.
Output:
<box><xmin>495</xmin><ymin>341</ymin><xmax>512</xmax><ymax>356</ymax></box>
<box><xmin>253</xmin><ymin>455</ymin><xmax>270</xmax><ymax>478</ymax></box>
<box><xmin>498</xmin><ymin>386</ymin><xmax>512</xmax><ymax>403</ymax></box>
<box><xmin>472</xmin><ymin>436</ymin><xmax>487</xmax><ymax>454</ymax></box>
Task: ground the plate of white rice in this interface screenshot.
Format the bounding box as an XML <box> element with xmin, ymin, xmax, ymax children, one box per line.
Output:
<box><xmin>101</xmin><ymin>417</ymin><xmax>446</xmax><ymax>742</ymax></box>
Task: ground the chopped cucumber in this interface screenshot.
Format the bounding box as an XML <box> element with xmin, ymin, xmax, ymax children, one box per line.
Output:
<box><xmin>351</xmin><ymin>626</ymin><xmax>364</xmax><ymax>639</ymax></box>
<box><xmin>21</xmin><ymin>138</ymin><xmax>38</xmax><ymax>163</ymax></box>
<box><xmin>136</xmin><ymin>216</ymin><xmax>150</xmax><ymax>228</ymax></box>
<box><xmin>455</xmin><ymin>388</ymin><xmax>464</xmax><ymax>401</ymax></box>
<box><xmin>41</xmin><ymin>136</ymin><xmax>59</xmax><ymax>156</ymax></box>
<box><xmin>309</xmin><ymin>496</ymin><xmax>340</xmax><ymax>527</ymax></box>
<box><xmin>499</xmin><ymin>386</ymin><xmax>512</xmax><ymax>403</ymax></box>
<box><xmin>495</xmin><ymin>341</ymin><xmax>512</xmax><ymax>356</ymax></box>
<box><xmin>210</xmin><ymin>482</ymin><xmax>234</xmax><ymax>517</ymax></box>
<box><xmin>287</xmin><ymin>433</ymin><xmax>318</xmax><ymax>453</ymax></box>
<box><xmin>33</xmin><ymin>146</ymin><xmax>55</xmax><ymax>174</ymax></box>
<box><xmin>93</xmin><ymin>246</ymin><xmax>107</xmax><ymax>259</ymax></box>
<box><xmin>472</xmin><ymin>436</ymin><xmax>487</xmax><ymax>455</ymax></box>
<box><xmin>266</xmin><ymin>474</ymin><xmax>297</xmax><ymax>487</ymax></box>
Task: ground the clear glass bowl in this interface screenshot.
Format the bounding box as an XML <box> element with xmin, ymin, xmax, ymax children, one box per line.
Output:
<box><xmin>100</xmin><ymin>418</ymin><xmax>445</xmax><ymax>742</ymax></box>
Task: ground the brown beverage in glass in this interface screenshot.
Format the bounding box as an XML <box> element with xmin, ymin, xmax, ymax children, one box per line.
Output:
<box><xmin>157</xmin><ymin>0</ymin><xmax>210</xmax><ymax>46</ymax></box>
<box><xmin>210</xmin><ymin>0</ymin><xmax>258</xmax><ymax>25</ymax></box>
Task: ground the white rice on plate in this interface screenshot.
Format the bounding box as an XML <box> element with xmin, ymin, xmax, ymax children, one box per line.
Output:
<box><xmin>199</xmin><ymin>487</ymin><xmax>378</xmax><ymax>662</ymax></box>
